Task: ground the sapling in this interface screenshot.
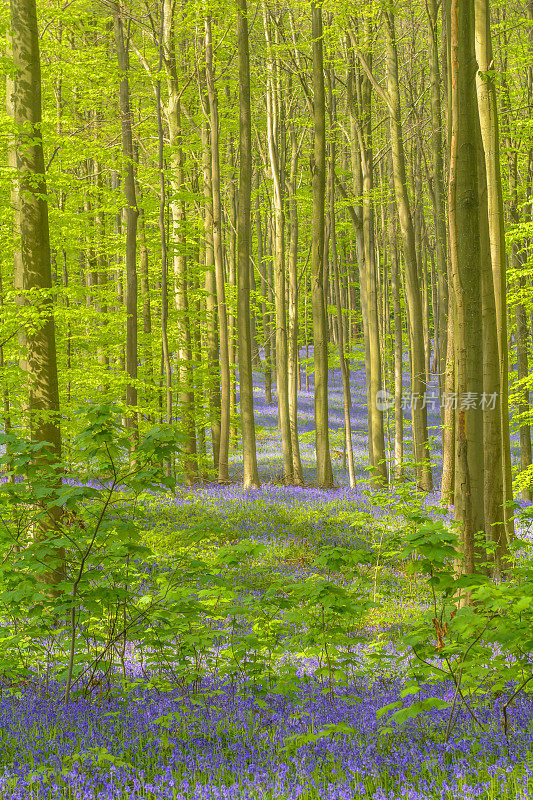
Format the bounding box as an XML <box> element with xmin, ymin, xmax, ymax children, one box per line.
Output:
<box><xmin>377</xmin><ymin>506</ymin><xmax>533</xmax><ymax>743</ymax></box>
<box><xmin>0</xmin><ymin>404</ymin><xmax>179</xmax><ymax>700</ymax></box>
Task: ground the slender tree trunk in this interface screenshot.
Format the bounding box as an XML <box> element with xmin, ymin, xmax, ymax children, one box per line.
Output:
<box><xmin>227</xmin><ymin>136</ymin><xmax>238</xmax><ymax>443</ymax></box>
<box><xmin>360</xmin><ymin>67</ymin><xmax>387</xmax><ymax>484</ymax></box>
<box><xmin>10</xmin><ymin>0</ymin><xmax>64</xmax><ymax>584</ymax></box>
<box><xmin>441</xmin><ymin>298</ymin><xmax>456</xmax><ymax>504</ymax></box>
<box><xmin>509</xmin><ymin>150</ymin><xmax>532</xmax><ymax>501</ymax></box>
<box><xmin>389</xmin><ymin>209</ymin><xmax>404</xmax><ymax>481</ymax></box>
<box><xmin>155</xmin><ymin>45</ymin><xmax>172</xmax><ymax>434</ymax></box>
<box><xmin>345</xmin><ymin>47</ymin><xmax>373</xmax><ymax>473</ymax></box>
<box><xmin>0</xmin><ymin>266</ymin><xmax>11</xmax><ymax>446</ymax></box>
<box><xmin>267</xmin><ymin>222</ymin><xmax>276</xmax><ymax>377</ymax></box>
<box><xmin>206</xmin><ymin>16</ymin><xmax>231</xmax><ymax>482</ymax></box>
<box><xmin>255</xmin><ymin>169</ymin><xmax>272</xmax><ymax>405</ymax></box>
<box><xmin>249</xmin><ymin>244</ymin><xmax>260</xmax><ymax>368</ymax></box>
<box><xmin>137</xmin><ymin>187</ymin><xmax>153</xmax><ymax>408</ymax></box>
<box><xmin>311</xmin><ymin>3</ymin><xmax>333</xmax><ymax>488</ymax></box>
<box><xmin>6</xmin><ymin>32</ymin><xmax>27</xmax><ymax>420</ymax></box>
<box><xmin>327</xmin><ymin>68</ymin><xmax>355</xmax><ymax>488</ymax></box>
<box><xmin>449</xmin><ymin>0</ymin><xmax>486</xmax><ymax>574</ymax></box>
<box><xmin>384</xmin><ymin>12</ymin><xmax>432</xmax><ymax>491</ymax></box>
<box><xmin>442</xmin><ymin>1</ymin><xmax>456</xmax><ymax>506</ymax></box>
<box><xmin>474</xmin><ymin>118</ymin><xmax>505</xmax><ymax>577</ymax></box>
<box><xmin>288</xmin><ymin>129</ymin><xmax>304</xmax><ymax>484</ymax></box>
<box><xmin>516</xmin><ymin>295</ymin><xmax>533</xmax><ymax>501</ymax></box>
<box><xmin>236</xmin><ymin>0</ymin><xmax>260</xmax><ymax>489</ymax></box>
<box><xmin>474</xmin><ymin>0</ymin><xmax>514</xmax><ymax>543</ymax></box>
<box><xmin>426</xmin><ymin>0</ymin><xmax>449</xmax><ymax>402</ymax></box>
<box><xmin>263</xmin><ymin>3</ymin><xmax>293</xmax><ymax>484</ymax></box>
<box><xmin>332</xmin><ymin>193</ymin><xmax>356</xmax><ymax>491</ymax></box>
<box><xmin>202</xmin><ymin>116</ymin><xmax>221</xmax><ymax>473</ymax></box>
<box><xmin>93</xmin><ymin>153</ymin><xmax>110</xmax><ymax>381</ymax></box>
<box><xmin>113</xmin><ymin>1</ymin><xmax>138</xmax><ymax>440</ymax></box>
<box><xmin>164</xmin><ymin>0</ymin><xmax>198</xmax><ymax>483</ymax></box>
<box><xmin>499</xmin><ymin>21</ymin><xmax>532</xmax><ymax>502</ymax></box>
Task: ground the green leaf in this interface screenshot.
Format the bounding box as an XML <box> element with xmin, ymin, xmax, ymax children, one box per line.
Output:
<box><xmin>391</xmin><ymin>697</ymin><xmax>450</xmax><ymax>725</ymax></box>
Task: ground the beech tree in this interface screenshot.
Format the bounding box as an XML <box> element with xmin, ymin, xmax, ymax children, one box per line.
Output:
<box><xmin>10</xmin><ymin>0</ymin><xmax>63</xmax><ymax>583</ymax></box>
<box><xmin>113</xmin><ymin>0</ymin><xmax>138</xmax><ymax>440</ymax></box>
<box><xmin>236</xmin><ymin>0</ymin><xmax>260</xmax><ymax>489</ymax></box>
<box><xmin>311</xmin><ymin>2</ymin><xmax>333</xmax><ymax>489</ymax></box>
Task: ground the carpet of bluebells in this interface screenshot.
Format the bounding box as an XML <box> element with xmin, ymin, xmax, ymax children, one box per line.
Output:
<box><xmin>1</xmin><ymin>354</ymin><xmax>533</xmax><ymax>800</ymax></box>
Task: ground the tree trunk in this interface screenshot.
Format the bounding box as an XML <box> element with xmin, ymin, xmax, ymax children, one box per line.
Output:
<box><xmin>236</xmin><ymin>0</ymin><xmax>260</xmax><ymax>489</ymax></box>
<box><xmin>137</xmin><ymin>187</ymin><xmax>153</xmax><ymax>408</ymax></box>
<box><xmin>10</xmin><ymin>0</ymin><xmax>64</xmax><ymax>585</ymax></box>
<box><xmin>227</xmin><ymin>136</ymin><xmax>238</xmax><ymax>444</ymax></box>
<box><xmin>426</xmin><ymin>0</ymin><xmax>449</xmax><ymax>402</ymax></box>
<box><xmin>202</xmin><ymin>115</ymin><xmax>221</xmax><ymax>474</ymax></box>
<box><xmin>113</xmin><ymin>1</ymin><xmax>138</xmax><ymax>440</ymax></box>
<box><xmin>327</xmin><ymin>68</ymin><xmax>355</xmax><ymax>488</ymax></box>
<box><xmin>345</xmin><ymin>46</ymin><xmax>373</xmax><ymax>474</ymax></box>
<box><xmin>474</xmin><ymin>0</ymin><xmax>514</xmax><ymax>543</ymax></box>
<box><xmin>288</xmin><ymin>129</ymin><xmax>304</xmax><ymax>485</ymax></box>
<box><xmin>6</xmin><ymin>31</ymin><xmax>27</xmax><ymax>421</ymax></box>
<box><xmin>449</xmin><ymin>0</ymin><xmax>486</xmax><ymax>574</ymax></box>
<box><xmin>311</xmin><ymin>3</ymin><xmax>333</xmax><ymax>488</ymax></box>
<box><xmin>389</xmin><ymin>209</ymin><xmax>404</xmax><ymax>481</ymax></box>
<box><xmin>360</xmin><ymin>47</ymin><xmax>387</xmax><ymax>486</ymax></box>
<box><xmin>255</xmin><ymin>169</ymin><xmax>272</xmax><ymax>405</ymax></box>
<box><xmin>478</xmin><ymin>136</ymin><xmax>506</xmax><ymax>576</ymax></box>
<box><xmin>206</xmin><ymin>16</ymin><xmax>231</xmax><ymax>482</ymax></box>
<box><xmin>0</xmin><ymin>265</ymin><xmax>11</xmax><ymax>448</ymax></box>
<box><xmin>263</xmin><ymin>3</ymin><xmax>293</xmax><ymax>484</ymax></box>
<box><xmin>155</xmin><ymin>47</ymin><xmax>172</xmax><ymax>436</ymax></box>
<box><xmin>163</xmin><ymin>0</ymin><xmax>198</xmax><ymax>483</ymax></box>
<box><xmin>509</xmin><ymin>150</ymin><xmax>532</xmax><ymax>502</ymax></box>
<box><xmin>384</xmin><ymin>12</ymin><xmax>432</xmax><ymax>491</ymax></box>
<box><xmin>441</xmin><ymin>298</ymin><xmax>456</xmax><ymax>504</ymax></box>
<box><xmin>93</xmin><ymin>153</ymin><xmax>110</xmax><ymax>382</ymax></box>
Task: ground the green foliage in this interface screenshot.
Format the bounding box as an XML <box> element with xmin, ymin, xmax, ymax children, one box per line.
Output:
<box><xmin>2</xmin><ymin>417</ymin><xmax>533</xmax><ymax>763</ymax></box>
<box><xmin>377</xmin><ymin>508</ymin><xmax>533</xmax><ymax>741</ymax></box>
<box><xmin>0</xmin><ymin>404</ymin><xmax>182</xmax><ymax>698</ymax></box>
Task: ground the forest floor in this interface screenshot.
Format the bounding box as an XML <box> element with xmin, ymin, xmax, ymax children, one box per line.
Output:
<box><xmin>1</xmin><ymin>355</ymin><xmax>533</xmax><ymax>800</ymax></box>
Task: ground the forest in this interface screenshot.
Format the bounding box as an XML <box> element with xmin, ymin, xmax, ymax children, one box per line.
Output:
<box><xmin>1</xmin><ymin>0</ymin><xmax>533</xmax><ymax>797</ymax></box>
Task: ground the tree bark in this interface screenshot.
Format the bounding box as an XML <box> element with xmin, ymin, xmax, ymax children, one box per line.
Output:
<box><xmin>10</xmin><ymin>0</ymin><xmax>64</xmax><ymax>584</ymax></box>
<box><xmin>206</xmin><ymin>16</ymin><xmax>231</xmax><ymax>482</ymax></box>
<box><xmin>311</xmin><ymin>3</ymin><xmax>333</xmax><ymax>488</ymax></box>
<box><xmin>358</xmin><ymin>31</ymin><xmax>388</xmax><ymax>487</ymax></box>
<box><xmin>263</xmin><ymin>3</ymin><xmax>293</xmax><ymax>484</ymax></box>
<box><xmin>155</xmin><ymin>39</ymin><xmax>172</xmax><ymax>436</ymax></box>
<box><xmin>389</xmin><ymin>208</ymin><xmax>404</xmax><ymax>481</ymax></box>
<box><xmin>474</xmin><ymin>0</ymin><xmax>514</xmax><ymax>543</ymax></box>
<box><xmin>113</xmin><ymin>1</ymin><xmax>138</xmax><ymax>440</ymax></box>
<box><xmin>236</xmin><ymin>0</ymin><xmax>260</xmax><ymax>489</ymax></box>
<box><xmin>6</xmin><ymin>31</ymin><xmax>27</xmax><ymax>420</ymax></box>
<box><xmin>201</xmin><ymin>115</ymin><xmax>221</xmax><ymax>474</ymax></box>
<box><xmin>384</xmin><ymin>11</ymin><xmax>432</xmax><ymax>491</ymax></box>
<box><xmin>478</xmin><ymin>134</ymin><xmax>506</xmax><ymax>576</ymax></box>
<box><xmin>449</xmin><ymin>0</ymin><xmax>486</xmax><ymax>574</ymax></box>
<box><xmin>255</xmin><ymin>169</ymin><xmax>272</xmax><ymax>405</ymax></box>
<box><xmin>345</xmin><ymin>45</ymin><xmax>373</xmax><ymax>473</ymax></box>
<box><xmin>426</xmin><ymin>0</ymin><xmax>449</xmax><ymax>403</ymax></box>
<box><xmin>327</xmin><ymin>67</ymin><xmax>355</xmax><ymax>488</ymax></box>
<box><xmin>288</xmin><ymin>128</ymin><xmax>304</xmax><ymax>485</ymax></box>
<box><xmin>163</xmin><ymin>0</ymin><xmax>198</xmax><ymax>483</ymax></box>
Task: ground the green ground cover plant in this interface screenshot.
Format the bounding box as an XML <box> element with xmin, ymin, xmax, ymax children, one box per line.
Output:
<box><xmin>0</xmin><ymin>406</ymin><xmax>533</xmax><ymax>798</ymax></box>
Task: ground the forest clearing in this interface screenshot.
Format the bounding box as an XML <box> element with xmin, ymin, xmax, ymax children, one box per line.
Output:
<box><xmin>2</xmin><ymin>0</ymin><xmax>533</xmax><ymax>798</ymax></box>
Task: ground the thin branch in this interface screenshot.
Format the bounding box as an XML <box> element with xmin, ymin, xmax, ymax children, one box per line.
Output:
<box><xmin>354</xmin><ymin>50</ymin><xmax>394</xmax><ymax>115</ymax></box>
